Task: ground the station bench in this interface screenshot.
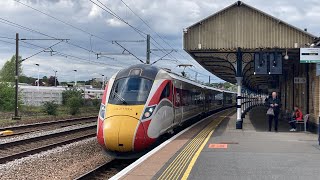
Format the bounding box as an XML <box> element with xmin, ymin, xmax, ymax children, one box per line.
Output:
<box><xmin>296</xmin><ymin>114</ymin><xmax>309</xmax><ymax>132</ymax></box>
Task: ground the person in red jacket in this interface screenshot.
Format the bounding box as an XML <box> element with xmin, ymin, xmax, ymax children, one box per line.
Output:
<box><xmin>288</xmin><ymin>105</ymin><xmax>303</xmax><ymax>132</ymax></box>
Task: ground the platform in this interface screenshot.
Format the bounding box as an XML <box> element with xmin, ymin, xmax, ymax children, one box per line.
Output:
<box><xmin>116</xmin><ymin>107</ymin><xmax>320</xmax><ymax>180</ymax></box>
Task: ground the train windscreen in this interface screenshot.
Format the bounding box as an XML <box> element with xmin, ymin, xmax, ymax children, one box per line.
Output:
<box><xmin>109</xmin><ymin>77</ymin><xmax>153</xmax><ymax>105</ymax></box>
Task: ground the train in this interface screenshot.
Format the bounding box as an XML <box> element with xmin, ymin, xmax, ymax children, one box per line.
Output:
<box><xmin>96</xmin><ymin>64</ymin><xmax>236</xmax><ymax>158</ymax></box>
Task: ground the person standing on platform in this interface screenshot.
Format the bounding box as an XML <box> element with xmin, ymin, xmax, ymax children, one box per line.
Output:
<box><xmin>268</xmin><ymin>92</ymin><xmax>280</xmax><ymax>132</ymax></box>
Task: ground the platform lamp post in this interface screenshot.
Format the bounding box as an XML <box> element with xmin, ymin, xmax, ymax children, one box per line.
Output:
<box><xmin>73</xmin><ymin>69</ymin><xmax>77</xmax><ymax>86</ymax></box>
<box><xmin>35</xmin><ymin>63</ymin><xmax>40</xmax><ymax>89</ymax></box>
<box><xmin>235</xmin><ymin>47</ymin><xmax>243</xmax><ymax>129</ymax></box>
<box><xmin>53</xmin><ymin>70</ymin><xmax>58</xmax><ymax>87</ymax></box>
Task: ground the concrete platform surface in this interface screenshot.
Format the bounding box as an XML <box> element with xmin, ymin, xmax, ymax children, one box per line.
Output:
<box><xmin>188</xmin><ymin>107</ymin><xmax>319</xmax><ymax>180</ymax></box>
<box><xmin>116</xmin><ymin>107</ymin><xmax>319</xmax><ymax>180</ymax></box>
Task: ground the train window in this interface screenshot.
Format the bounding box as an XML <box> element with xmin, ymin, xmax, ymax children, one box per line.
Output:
<box><xmin>215</xmin><ymin>92</ymin><xmax>223</xmax><ymax>105</ymax></box>
<box><xmin>109</xmin><ymin>77</ymin><xmax>153</xmax><ymax>105</ymax></box>
<box><xmin>160</xmin><ymin>83</ymin><xmax>170</xmax><ymax>100</ymax></box>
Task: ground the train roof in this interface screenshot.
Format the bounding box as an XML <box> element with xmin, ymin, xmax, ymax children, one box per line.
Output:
<box><xmin>116</xmin><ymin>64</ymin><xmax>160</xmax><ymax>80</ymax></box>
<box><xmin>161</xmin><ymin>68</ymin><xmax>236</xmax><ymax>94</ymax></box>
<box><xmin>115</xmin><ymin>64</ymin><xmax>236</xmax><ymax>94</ymax></box>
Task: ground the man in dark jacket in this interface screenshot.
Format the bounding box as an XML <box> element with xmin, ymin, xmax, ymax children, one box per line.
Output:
<box><xmin>268</xmin><ymin>92</ymin><xmax>280</xmax><ymax>132</ymax></box>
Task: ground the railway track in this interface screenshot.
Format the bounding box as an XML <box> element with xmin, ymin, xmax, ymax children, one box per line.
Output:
<box><xmin>0</xmin><ymin>124</ymin><xmax>97</xmax><ymax>164</ymax></box>
<box><xmin>75</xmin><ymin>159</ymin><xmax>136</xmax><ymax>180</ymax></box>
<box><xmin>0</xmin><ymin>116</ymin><xmax>97</xmax><ymax>138</ymax></box>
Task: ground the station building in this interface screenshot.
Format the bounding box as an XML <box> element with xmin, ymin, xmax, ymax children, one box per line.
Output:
<box><xmin>183</xmin><ymin>1</ymin><xmax>320</xmax><ymax>131</ymax></box>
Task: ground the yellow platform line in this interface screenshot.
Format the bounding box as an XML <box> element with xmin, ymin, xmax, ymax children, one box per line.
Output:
<box><xmin>158</xmin><ymin>118</ymin><xmax>222</xmax><ymax>180</ymax></box>
<box><xmin>174</xmin><ymin>114</ymin><xmax>231</xmax><ymax>180</ymax></box>
<box><xmin>157</xmin><ymin>110</ymin><xmax>235</xmax><ymax>180</ymax></box>
<box><xmin>181</xmin><ymin>111</ymin><xmax>234</xmax><ymax>180</ymax></box>
<box><xmin>167</xmin><ymin>129</ymin><xmax>209</xmax><ymax>179</ymax></box>
<box><xmin>159</xmin><ymin>115</ymin><xmax>222</xmax><ymax>180</ymax></box>
<box><xmin>157</xmin><ymin>111</ymin><xmax>227</xmax><ymax>180</ymax></box>
<box><xmin>158</xmin><ymin>113</ymin><xmax>226</xmax><ymax>180</ymax></box>
<box><xmin>158</xmin><ymin>126</ymin><xmax>209</xmax><ymax>180</ymax></box>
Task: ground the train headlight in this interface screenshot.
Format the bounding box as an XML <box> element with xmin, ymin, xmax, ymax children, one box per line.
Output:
<box><xmin>144</xmin><ymin>112</ymin><xmax>151</xmax><ymax>118</ymax></box>
<box><xmin>142</xmin><ymin>105</ymin><xmax>156</xmax><ymax>119</ymax></box>
<box><xmin>99</xmin><ymin>104</ymin><xmax>106</xmax><ymax>120</ymax></box>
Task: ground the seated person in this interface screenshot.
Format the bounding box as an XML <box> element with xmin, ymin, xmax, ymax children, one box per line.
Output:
<box><xmin>288</xmin><ymin>105</ymin><xmax>303</xmax><ymax>132</ymax></box>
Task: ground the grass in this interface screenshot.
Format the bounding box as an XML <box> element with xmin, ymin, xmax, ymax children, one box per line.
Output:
<box><xmin>0</xmin><ymin>105</ymin><xmax>99</xmax><ymax>127</ymax></box>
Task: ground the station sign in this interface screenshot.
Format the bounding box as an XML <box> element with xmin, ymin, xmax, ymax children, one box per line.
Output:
<box><xmin>254</xmin><ymin>52</ymin><xmax>282</xmax><ymax>75</ymax></box>
<box><xmin>294</xmin><ymin>77</ymin><xmax>306</xmax><ymax>84</ymax></box>
<box><xmin>300</xmin><ymin>48</ymin><xmax>320</xmax><ymax>63</ymax></box>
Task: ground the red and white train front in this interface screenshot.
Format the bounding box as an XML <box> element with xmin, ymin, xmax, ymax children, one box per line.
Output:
<box><xmin>96</xmin><ymin>65</ymin><xmax>173</xmax><ymax>158</ymax></box>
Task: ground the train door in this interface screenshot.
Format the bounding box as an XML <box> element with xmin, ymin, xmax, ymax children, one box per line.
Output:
<box><xmin>173</xmin><ymin>81</ymin><xmax>183</xmax><ymax>124</ymax></box>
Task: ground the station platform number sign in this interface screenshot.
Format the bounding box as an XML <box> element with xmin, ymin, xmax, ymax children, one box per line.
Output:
<box><xmin>300</xmin><ymin>48</ymin><xmax>320</xmax><ymax>63</ymax></box>
<box><xmin>294</xmin><ymin>77</ymin><xmax>306</xmax><ymax>84</ymax></box>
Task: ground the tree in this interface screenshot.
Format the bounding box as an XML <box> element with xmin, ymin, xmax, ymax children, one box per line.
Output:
<box><xmin>48</xmin><ymin>76</ymin><xmax>59</xmax><ymax>86</ymax></box>
<box><xmin>67</xmin><ymin>97</ymin><xmax>81</xmax><ymax>115</ymax></box>
<box><xmin>42</xmin><ymin>76</ymin><xmax>48</xmax><ymax>85</ymax></box>
<box><xmin>0</xmin><ymin>83</ymin><xmax>16</xmax><ymax>111</ymax></box>
<box><xmin>20</xmin><ymin>75</ymin><xmax>36</xmax><ymax>84</ymax></box>
<box><xmin>0</xmin><ymin>55</ymin><xmax>22</xmax><ymax>82</ymax></box>
<box><xmin>62</xmin><ymin>88</ymin><xmax>83</xmax><ymax>105</ymax></box>
<box><xmin>43</xmin><ymin>101</ymin><xmax>58</xmax><ymax>115</ymax></box>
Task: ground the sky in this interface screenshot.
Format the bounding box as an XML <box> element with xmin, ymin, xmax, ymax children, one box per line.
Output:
<box><xmin>0</xmin><ymin>0</ymin><xmax>319</xmax><ymax>83</ymax></box>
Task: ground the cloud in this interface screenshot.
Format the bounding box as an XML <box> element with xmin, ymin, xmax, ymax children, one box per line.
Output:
<box><xmin>88</xmin><ymin>3</ymin><xmax>102</xmax><ymax>18</ymax></box>
<box><xmin>0</xmin><ymin>0</ymin><xmax>319</xmax><ymax>84</ymax></box>
<box><xmin>105</xmin><ymin>18</ymin><xmax>126</xmax><ymax>27</ymax></box>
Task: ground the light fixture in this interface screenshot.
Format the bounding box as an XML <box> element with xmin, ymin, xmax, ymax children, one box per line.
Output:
<box><xmin>284</xmin><ymin>49</ymin><xmax>289</xmax><ymax>60</ymax></box>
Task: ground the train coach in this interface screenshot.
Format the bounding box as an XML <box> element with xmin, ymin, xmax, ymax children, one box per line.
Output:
<box><xmin>97</xmin><ymin>64</ymin><xmax>236</xmax><ymax>158</ymax></box>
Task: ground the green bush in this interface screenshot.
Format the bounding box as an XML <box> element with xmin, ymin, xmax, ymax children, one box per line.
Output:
<box><xmin>92</xmin><ymin>99</ymin><xmax>101</xmax><ymax>109</ymax></box>
<box><xmin>0</xmin><ymin>83</ymin><xmax>16</xmax><ymax>111</ymax></box>
<box><xmin>43</xmin><ymin>101</ymin><xmax>58</xmax><ymax>115</ymax></box>
<box><xmin>67</xmin><ymin>97</ymin><xmax>82</xmax><ymax>115</ymax></box>
<box><xmin>62</xmin><ymin>88</ymin><xmax>83</xmax><ymax>105</ymax></box>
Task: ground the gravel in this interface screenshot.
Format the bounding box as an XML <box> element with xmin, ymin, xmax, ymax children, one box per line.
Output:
<box><xmin>0</xmin><ymin>122</ymin><xmax>97</xmax><ymax>144</ymax></box>
<box><xmin>0</xmin><ymin>137</ymin><xmax>113</xmax><ymax>180</ymax></box>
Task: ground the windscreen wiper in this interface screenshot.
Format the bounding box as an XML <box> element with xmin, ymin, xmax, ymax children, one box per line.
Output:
<box><xmin>112</xmin><ymin>91</ymin><xmax>127</xmax><ymax>105</ymax></box>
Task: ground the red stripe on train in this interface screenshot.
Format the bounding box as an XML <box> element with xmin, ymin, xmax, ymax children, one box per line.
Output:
<box><xmin>148</xmin><ymin>80</ymin><xmax>172</xmax><ymax>106</ymax></box>
<box><xmin>134</xmin><ymin>120</ymin><xmax>156</xmax><ymax>151</ymax></box>
<box><xmin>97</xmin><ymin>118</ymin><xmax>105</xmax><ymax>146</ymax></box>
<box><xmin>97</xmin><ymin>83</ymin><xmax>109</xmax><ymax>147</ymax></box>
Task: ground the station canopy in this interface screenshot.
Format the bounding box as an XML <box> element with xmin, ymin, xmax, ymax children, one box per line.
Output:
<box><xmin>183</xmin><ymin>1</ymin><xmax>317</xmax><ymax>92</ymax></box>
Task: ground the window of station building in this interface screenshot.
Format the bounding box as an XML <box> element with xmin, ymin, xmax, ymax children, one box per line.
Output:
<box><xmin>160</xmin><ymin>83</ymin><xmax>170</xmax><ymax>100</ymax></box>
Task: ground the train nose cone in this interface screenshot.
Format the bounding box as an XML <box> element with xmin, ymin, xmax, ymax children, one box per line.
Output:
<box><xmin>103</xmin><ymin>116</ymin><xmax>140</xmax><ymax>152</ymax></box>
